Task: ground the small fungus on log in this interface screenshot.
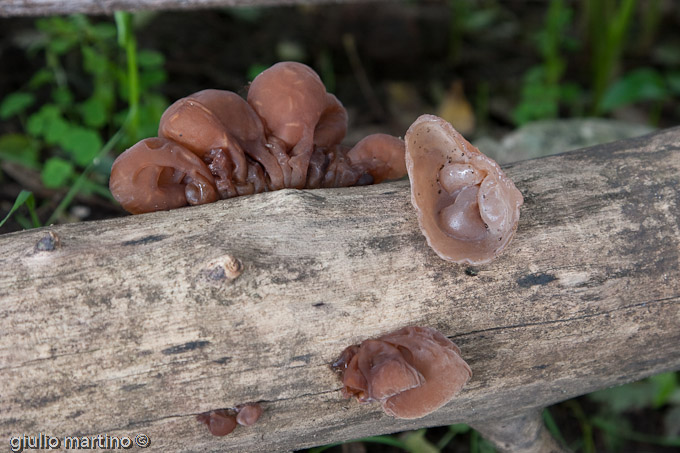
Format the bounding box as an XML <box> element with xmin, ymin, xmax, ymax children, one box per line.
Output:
<box><xmin>405</xmin><ymin>114</ymin><xmax>523</xmax><ymax>264</ymax></box>
<box><xmin>196</xmin><ymin>410</ymin><xmax>238</xmax><ymax>437</ymax></box>
<box><xmin>109</xmin><ymin>62</ymin><xmax>406</xmax><ymax>214</ymax></box>
<box><xmin>197</xmin><ymin>403</ymin><xmax>263</xmax><ymax>436</ymax></box>
<box><xmin>332</xmin><ymin>326</ymin><xmax>471</xmax><ymax>419</ymax></box>
<box><xmin>235</xmin><ymin>403</ymin><xmax>264</xmax><ymax>427</ymax></box>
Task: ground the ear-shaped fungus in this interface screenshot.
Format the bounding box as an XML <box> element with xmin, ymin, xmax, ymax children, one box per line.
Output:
<box><xmin>109</xmin><ymin>137</ymin><xmax>218</xmax><ymax>214</ymax></box>
<box><xmin>158</xmin><ymin>89</ymin><xmax>275</xmax><ymax>196</ymax></box>
<box><xmin>332</xmin><ymin>326</ymin><xmax>472</xmax><ymax>419</ymax></box>
<box><xmin>405</xmin><ymin>114</ymin><xmax>523</xmax><ymax>265</ymax></box>
<box><xmin>247</xmin><ymin>62</ymin><xmax>347</xmax><ymax>189</ymax></box>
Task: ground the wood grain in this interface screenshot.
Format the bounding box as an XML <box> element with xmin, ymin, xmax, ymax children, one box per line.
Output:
<box><xmin>0</xmin><ymin>0</ymin><xmax>363</xmax><ymax>17</ymax></box>
<box><xmin>1</xmin><ymin>128</ymin><xmax>679</xmax><ymax>452</ymax></box>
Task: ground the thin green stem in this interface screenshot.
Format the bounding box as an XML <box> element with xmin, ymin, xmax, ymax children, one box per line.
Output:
<box><xmin>115</xmin><ymin>12</ymin><xmax>140</xmax><ymax>140</ymax></box>
<box><xmin>565</xmin><ymin>400</ymin><xmax>596</xmax><ymax>453</ymax></box>
<box><xmin>543</xmin><ymin>408</ymin><xmax>568</xmax><ymax>448</ymax></box>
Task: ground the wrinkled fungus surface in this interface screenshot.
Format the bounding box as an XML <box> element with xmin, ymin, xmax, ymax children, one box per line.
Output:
<box><xmin>110</xmin><ymin>62</ymin><xmax>406</xmax><ymax>214</ymax></box>
<box><xmin>332</xmin><ymin>326</ymin><xmax>472</xmax><ymax>419</ymax></box>
<box><xmin>405</xmin><ymin>114</ymin><xmax>523</xmax><ymax>264</ymax></box>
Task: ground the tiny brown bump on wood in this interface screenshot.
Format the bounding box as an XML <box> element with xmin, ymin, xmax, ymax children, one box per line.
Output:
<box><xmin>1</xmin><ymin>128</ymin><xmax>679</xmax><ymax>451</ymax></box>
<box><xmin>35</xmin><ymin>231</ymin><xmax>60</xmax><ymax>251</ymax></box>
<box><xmin>203</xmin><ymin>255</ymin><xmax>243</xmax><ymax>281</ymax></box>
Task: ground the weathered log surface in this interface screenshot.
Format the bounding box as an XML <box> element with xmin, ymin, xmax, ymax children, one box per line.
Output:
<box><xmin>1</xmin><ymin>127</ymin><xmax>679</xmax><ymax>452</ymax></box>
<box><xmin>0</xmin><ymin>0</ymin><xmax>361</xmax><ymax>17</ymax></box>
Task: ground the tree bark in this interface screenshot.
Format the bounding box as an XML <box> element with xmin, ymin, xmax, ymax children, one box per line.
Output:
<box><xmin>0</xmin><ymin>0</ymin><xmax>363</xmax><ymax>17</ymax></box>
<box><xmin>1</xmin><ymin>128</ymin><xmax>679</xmax><ymax>452</ymax></box>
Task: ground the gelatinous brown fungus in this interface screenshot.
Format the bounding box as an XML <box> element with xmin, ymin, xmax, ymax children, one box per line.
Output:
<box><xmin>110</xmin><ymin>62</ymin><xmax>406</xmax><ymax>214</ymax></box>
<box><xmin>197</xmin><ymin>403</ymin><xmax>263</xmax><ymax>437</ymax></box>
<box><xmin>405</xmin><ymin>114</ymin><xmax>523</xmax><ymax>265</ymax></box>
<box><xmin>332</xmin><ymin>326</ymin><xmax>471</xmax><ymax>419</ymax></box>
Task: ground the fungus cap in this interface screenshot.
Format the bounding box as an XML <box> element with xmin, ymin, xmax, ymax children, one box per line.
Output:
<box><xmin>109</xmin><ymin>137</ymin><xmax>218</xmax><ymax>214</ymax></box>
<box><xmin>405</xmin><ymin>114</ymin><xmax>523</xmax><ymax>265</ymax></box>
<box><xmin>196</xmin><ymin>410</ymin><xmax>237</xmax><ymax>436</ymax></box>
<box><xmin>333</xmin><ymin>326</ymin><xmax>471</xmax><ymax>419</ymax></box>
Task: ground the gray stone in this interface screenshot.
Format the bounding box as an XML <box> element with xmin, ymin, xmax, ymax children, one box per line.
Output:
<box><xmin>474</xmin><ymin>118</ymin><xmax>654</xmax><ymax>164</ymax></box>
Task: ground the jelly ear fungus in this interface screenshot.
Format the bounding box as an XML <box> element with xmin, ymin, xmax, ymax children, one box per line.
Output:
<box><xmin>332</xmin><ymin>326</ymin><xmax>471</xmax><ymax>419</ymax></box>
<box><xmin>405</xmin><ymin>114</ymin><xmax>523</xmax><ymax>265</ymax></box>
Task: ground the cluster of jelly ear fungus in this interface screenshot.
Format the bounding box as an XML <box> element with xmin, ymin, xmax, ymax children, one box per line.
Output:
<box><xmin>109</xmin><ymin>61</ymin><xmax>407</xmax><ymax>214</ymax></box>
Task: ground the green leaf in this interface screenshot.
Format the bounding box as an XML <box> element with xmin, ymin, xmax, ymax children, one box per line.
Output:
<box><xmin>79</xmin><ymin>97</ymin><xmax>108</xmax><ymax>129</ymax></box>
<box><xmin>650</xmin><ymin>372</ymin><xmax>678</xmax><ymax>408</ymax></box>
<box><xmin>0</xmin><ymin>134</ymin><xmax>41</xmax><ymax>169</ymax></box>
<box><xmin>137</xmin><ymin>49</ymin><xmax>165</xmax><ymax>68</ymax></box>
<box><xmin>60</xmin><ymin>126</ymin><xmax>103</xmax><ymax>167</ymax></box>
<box><xmin>449</xmin><ymin>424</ymin><xmax>471</xmax><ymax>435</ymax></box>
<box><xmin>0</xmin><ymin>190</ymin><xmax>35</xmax><ymax>228</ymax></box>
<box><xmin>600</xmin><ymin>68</ymin><xmax>668</xmax><ymax>113</ymax></box>
<box><xmin>28</xmin><ymin>68</ymin><xmax>55</xmax><ymax>90</ymax></box>
<box><xmin>137</xmin><ymin>94</ymin><xmax>168</xmax><ymax>138</ymax></box>
<box><xmin>402</xmin><ymin>429</ymin><xmax>440</xmax><ymax>453</ymax></box>
<box><xmin>0</xmin><ymin>92</ymin><xmax>36</xmax><ymax>119</ymax></box>
<box><xmin>52</xmin><ymin>86</ymin><xmax>74</xmax><ymax>108</ymax></box>
<box><xmin>82</xmin><ymin>45</ymin><xmax>110</xmax><ymax>75</ymax></box>
<box><xmin>41</xmin><ymin>157</ymin><xmax>74</xmax><ymax>189</ymax></box>
<box><xmin>49</xmin><ymin>36</ymin><xmax>78</xmax><ymax>55</ymax></box>
<box><xmin>26</xmin><ymin>104</ymin><xmax>61</xmax><ymax>137</ymax></box>
<box><xmin>44</xmin><ymin>116</ymin><xmax>70</xmax><ymax>146</ymax></box>
<box><xmin>247</xmin><ymin>64</ymin><xmax>269</xmax><ymax>81</ymax></box>
<box><xmin>139</xmin><ymin>68</ymin><xmax>167</xmax><ymax>90</ymax></box>
<box><xmin>90</xmin><ymin>22</ymin><xmax>117</xmax><ymax>41</ymax></box>
<box><xmin>667</xmin><ymin>71</ymin><xmax>680</xmax><ymax>95</ymax></box>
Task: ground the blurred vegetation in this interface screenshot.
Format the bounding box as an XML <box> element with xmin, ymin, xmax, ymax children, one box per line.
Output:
<box><xmin>1</xmin><ymin>1</ymin><xmax>679</xmax><ymax>451</ymax></box>
<box><xmin>0</xmin><ymin>13</ymin><xmax>167</xmax><ymax>228</ymax></box>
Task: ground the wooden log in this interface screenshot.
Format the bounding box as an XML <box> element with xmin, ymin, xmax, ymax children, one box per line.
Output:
<box><xmin>1</xmin><ymin>127</ymin><xmax>679</xmax><ymax>452</ymax></box>
<box><xmin>0</xmin><ymin>0</ymin><xmax>361</xmax><ymax>17</ymax></box>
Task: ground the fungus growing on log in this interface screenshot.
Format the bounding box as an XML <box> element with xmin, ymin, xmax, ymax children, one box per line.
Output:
<box><xmin>347</xmin><ymin>133</ymin><xmax>407</xmax><ymax>184</ymax></box>
<box><xmin>196</xmin><ymin>410</ymin><xmax>237</xmax><ymax>436</ymax></box>
<box><xmin>109</xmin><ymin>137</ymin><xmax>218</xmax><ymax>214</ymax></box>
<box><xmin>405</xmin><ymin>114</ymin><xmax>523</xmax><ymax>264</ymax></box>
<box><xmin>110</xmin><ymin>62</ymin><xmax>406</xmax><ymax>214</ymax></box>
<box><xmin>332</xmin><ymin>326</ymin><xmax>471</xmax><ymax>419</ymax></box>
<box><xmin>247</xmin><ymin>61</ymin><xmax>342</xmax><ymax>189</ymax></box>
<box><xmin>235</xmin><ymin>403</ymin><xmax>264</xmax><ymax>426</ymax></box>
<box><xmin>197</xmin><ymin>403</ymin><xmax>263</xmax><ymax>436</ymax></box>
